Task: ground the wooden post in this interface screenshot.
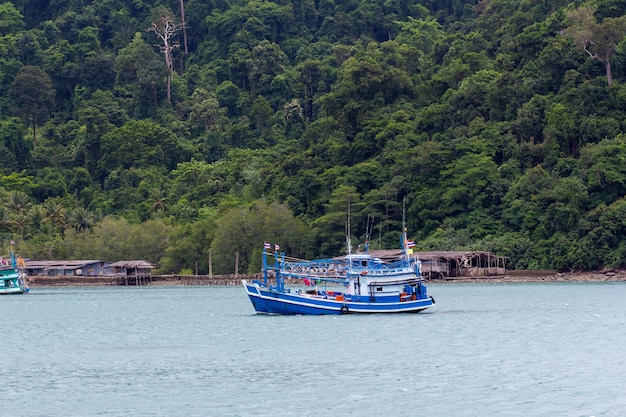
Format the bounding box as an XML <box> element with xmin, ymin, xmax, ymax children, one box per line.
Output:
<box><xmin>208</xmin><ymin>252</ymin><xmax>213</xmax><ymax>278</ymax></box>
<box><xmin>235</xmin><ymin>251</ymin><xmax>239</xmax><ymax>277</ymax></box>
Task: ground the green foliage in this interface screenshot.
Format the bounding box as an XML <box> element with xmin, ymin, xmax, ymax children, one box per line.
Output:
<box><xmin>563</xmin><ymin>4</ymin><xmax>626</xmax><ymax>86</ymax></box>
<box><xmin>99</xmin><ymin>119</ymin><xmax>194</xmax><ymax>175</ymax></box>
<box><xmin>5</xmin><ymin>0</ymin><xmax>626</xmax><ymax>272</ymax></box>
<box><xmin>209</xmin><ymin>199</ymin><xmax>306</xmax><ymax>274</ymax></box>
<box><xmin>9</xmin><ymin>65</ymin><xmax>55</xmax><ymax>145</ymax></box>
<box><xmin>21</xmin><ymin>216</ymin><xmax>173</xmax><ymax>262</ymax></box>
<box><xmin>0</xmin><ymin>2</ymin><xmax>25</xmax><ymax>36</ymax></box>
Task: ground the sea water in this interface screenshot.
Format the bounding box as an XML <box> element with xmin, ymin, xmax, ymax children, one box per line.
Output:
<box><xmin>1</xmin><ymin>283</ymin><xmax>625</xmax><ymax>417</ymax></box>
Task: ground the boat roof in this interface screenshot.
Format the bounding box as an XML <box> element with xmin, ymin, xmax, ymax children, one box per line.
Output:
<box><xmin>345</xmin><ymin>253</ymin><xmax>373</xmax><ymax>259</ymax></box>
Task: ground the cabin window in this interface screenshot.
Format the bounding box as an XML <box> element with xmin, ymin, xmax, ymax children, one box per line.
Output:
<box><xmin>376</xmin><ymin>287</ymin><xmax>383</xmax><ymax>291</ymax></box>
<box><xmin>361</xmin><ymin>260</ymin><xmax>368</xmax><ymax>267</ymax></box>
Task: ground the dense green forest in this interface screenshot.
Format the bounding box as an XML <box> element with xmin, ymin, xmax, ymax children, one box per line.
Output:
<box><xmin>1</xmin><ymin>0</ymin><xmax>626</xmax><ymax>273</ymax></box>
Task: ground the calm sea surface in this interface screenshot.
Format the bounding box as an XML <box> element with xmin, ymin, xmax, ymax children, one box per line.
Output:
<box><xmin>1</xmin><ymin>283</ymin><xmax>625</xmax><ymax>417</ymax></box>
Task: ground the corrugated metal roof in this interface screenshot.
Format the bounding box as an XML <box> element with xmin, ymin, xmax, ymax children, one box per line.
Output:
<box><xmin>366</xmin><ymin>250</ymin><xmax>503</xmax><ymax>260</ymax></box>
<box><xmin>25</xmin><ymin>260</ymin><xmax>105</xmax><ymax>269</ymax></box>
<box><xmin>108</xmin><ymin>260</ymin><xmax>155</xmax><ymax>269</ymax></box>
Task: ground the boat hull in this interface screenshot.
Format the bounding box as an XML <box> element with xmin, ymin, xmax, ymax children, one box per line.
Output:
<box><xmin>243</xmin><ymin>280</ymin><xmax>433</xmax><ymax>315</ymax></box>
<box><xmin>0</xmin><ymin>287</ymin><xmax>25</xmax><ymax>295</ymax></box>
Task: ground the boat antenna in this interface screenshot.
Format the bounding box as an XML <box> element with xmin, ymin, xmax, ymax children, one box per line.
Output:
<box><xmin>364</xmin><ymin>213</ymin><xmax>373</xmax><ymax>253</ymax></box>
<box><xmin>401</xmin><ymin>197</ymin><xmax>409</xmax><ymax>260</ymax></box>
<box><xmin>346</xmin><ymin>201</ymin><xmax>352</xmax><ymax>255</ymax></box>
<box><xmin>402</xmin><ymin>197</ymin><xmax>406</xmax><ymax>232</ymax></box>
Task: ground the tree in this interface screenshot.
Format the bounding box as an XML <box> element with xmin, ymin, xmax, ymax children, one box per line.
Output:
<box><xmin>9</xmin><ymin>65</ymin><xmax>55</xmax><ymax>149</ymax></box>
<box><xmin>189</xmin><ymin>88</ymin><xmax>225</xmax><ymax>133</ymax></box>
<box><xmin>0</xmin><ymin>2</ymin><xmax>24</xmax><ymax>36</ymax></box>
<box><xmin>0</xmin><ymin>118</ymin><xmax>30</xmax><ymax>171</ymax></box>
<box><xmin>114</xmin><ymin>33</ymin><xmax>167</xmax><ymax>116</ymax></box>
<box><xmin>99</xmin><ymin>120</ymin><xmax>191</xmax><ymax>174</ymax></box>
<box><xmin>563</xmin><ymin>5</ymin><xmax>626</xmax><ymax>86</ymax></box>
<box><xmin>4</xmin><ymin>190</ymin><xmax>31</xmax><ymax>216</ymax></box>
<box><xmin>209</xmin><ymin>200</ymin><xmax>306</xmax><ymax>274</ymax></box>
<box><xmin>310</xmin><ymin>185</ymin><xmax>362</xmax><ymax>257</ymax></box>
<box><xmin>68</xmin><ymin>207</ymin><xmax>94</xmax><ymax>233</ymax></box>
<box><xmin>395</xmin><ymin>15</ymin><xmax>443</xmax><ymax>55</ymax></box>
<box><xmin>248</xmin><ymin>40</ymin><xmax>289</xmax><ymax>99</ymax></box>
<box><xmin>43</xmin><ymin>200</ymin><xmax>67</xmax><ymax>230</ymax></box>
<box><xmin>149</xmin><ymin>187</ymin><xmax>169</xmax><ymax>215</ymax></box>
<box><xmin>149</xmin><ymin>7</ymin><xmax>181</xmax><ymax>102</ymax></box>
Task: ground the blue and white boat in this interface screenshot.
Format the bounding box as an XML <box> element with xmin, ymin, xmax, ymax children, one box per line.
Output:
<box><xmin>0</xmin><ymin>251</ymin><xmax>28</xmax><ymax>295</ymax></box>
<box><xmin>242</xmin><ymin>230</ymin><xmax>435</xmax><ymax>315</ymax></box>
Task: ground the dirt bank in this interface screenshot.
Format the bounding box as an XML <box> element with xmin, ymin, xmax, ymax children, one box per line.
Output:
<box><xmin>433</xmin><ymin>269</ymin><xmax>626</xmax><ymax>283</ymax></box>
<box><xmin>24</xmin><ymin>270</ymin><xmax>626</xmax><ymax>287</ymax></box>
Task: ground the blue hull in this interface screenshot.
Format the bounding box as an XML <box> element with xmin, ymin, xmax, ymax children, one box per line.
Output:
<box><xmin>243</xmin><ymin>281</ymin><xmax>433</xmax><ymax>315</ymax></box>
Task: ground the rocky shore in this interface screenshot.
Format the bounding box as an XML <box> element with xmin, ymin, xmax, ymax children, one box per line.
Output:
<box><xmin>24</xmin><ymin>269</ymin><xmax>626</xmax><ymax>287</ymax></box>
<box><xmin>437</xmin><ymin>270</ymin><xmax>626</xmax><ymax>283</ymax></box>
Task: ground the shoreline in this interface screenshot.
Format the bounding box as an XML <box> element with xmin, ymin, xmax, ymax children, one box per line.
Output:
<box><xmin>23</xmin><ymin>270</ymin><xmax>626</xmax><ymax>287</ymax></box>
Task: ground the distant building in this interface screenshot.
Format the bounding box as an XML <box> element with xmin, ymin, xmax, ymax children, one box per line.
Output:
<box><xmin>108</xmin><ymin>260</ymin><xmax>155</xmax><ymax>277</ymax></box>
<box><xmin>367</xmin><ymin>250</ymin><xmax>507</xmax><ymax>279</ymax></box>
<box><xmin>24</xmin><ymin>260</ymin><xmax>111</xmax><ymax>277</ymax></box>
<box><xmin>417</xmin><ymin>251</ymin><xmax>507</xmax><ymax>279</ymax></box>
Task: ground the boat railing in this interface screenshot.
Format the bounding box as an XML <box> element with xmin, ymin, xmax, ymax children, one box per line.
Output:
<box><xmin>368</xmin><ymin>277</ymin><xmax>423</xmax><ymax>287</ymax></box>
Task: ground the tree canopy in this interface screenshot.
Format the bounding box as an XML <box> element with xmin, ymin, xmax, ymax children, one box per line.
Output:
<box><xmin>2</xmin><ymin>0</ymin><xmax>626</xmax><ymax>273</ymax></box>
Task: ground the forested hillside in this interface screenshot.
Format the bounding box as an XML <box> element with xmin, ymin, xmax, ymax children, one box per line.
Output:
<box><xmin>1</xmin><ymin>0</ymin><xmax>626</xmax><ymax>273</ymax></box>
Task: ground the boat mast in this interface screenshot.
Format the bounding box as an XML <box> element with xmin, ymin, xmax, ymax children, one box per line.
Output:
<box><xmin>401</xmin><ymin>197</ymin><xmax>409</xmax><ymax>261</ymax></box>
<box><xmin>364</xmin><ymin>214</ymin><xmax>373</xmax><ymax>253</ymax></box>
<box><xmin>262</xmin><ymin>243</ymin><xmax>269</xmax><ymax>286</ymax></box>
<box><xmin>346</xmin><ymin>201</ymin><xmax>352</xmax><ymax>256</ymax></box>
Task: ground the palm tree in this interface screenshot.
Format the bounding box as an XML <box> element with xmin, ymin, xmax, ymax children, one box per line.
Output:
<box><xmin>0</xmin><ymin>207</ymin><xmax>11</xmax><ymax>234</ymax></box>
<box><xmin>29</xmin><ymin>206</ymin><xmax>47</xmax><ymax>234</ymax></box>
<box><xmin>150</xmin><ymin>187</ymin><xmax>169</xmax><ymax>214</ymax></box>
<box><xmin>4</xmin><ymin>191</ymin><xmax>31</xmax><ymax>215</ymax></box>
<box><xmin>68</xmin><ymin>207</ymin><xmax>94</xmax><ymax>233</ymax></box>
<box><xmin>177</xmin><ymin>206</ymin><xmax>197</xmax><ymax>222</ymax></box>
<box><xmin>11</xmin><ymin>212</ymin><xmax>29</xmax><ymax>238</ymax></box>
<box><xmin>44</xmin><ymin>201</ymin><xmax>67</xmax><ymax>229</ymax></box>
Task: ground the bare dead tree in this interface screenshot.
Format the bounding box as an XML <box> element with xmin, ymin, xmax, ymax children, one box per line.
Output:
<box><xmin>179</xmin><ymin>0</ymin><xmax>188</xmax><ymax>55</ymax></box>
<box><xmin>149</xmin><ymin>7</ymin><xmax>181</xmax><ymax>101</ymax></box>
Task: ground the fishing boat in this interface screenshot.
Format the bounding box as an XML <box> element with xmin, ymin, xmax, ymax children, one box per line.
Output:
<box><xmin>242</xmin><ymin>228</ymin><xmax>435</xmax><ymax>315</ymax></box>
<box><xmin>0</xmin><ymin>251</ymin><xmax>28</xmax><ymax>295</ymax></box>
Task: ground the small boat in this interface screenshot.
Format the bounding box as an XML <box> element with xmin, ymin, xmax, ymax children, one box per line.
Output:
<box><xmin>0</xmin><ymin>250</ymin><xmax>28</xmax><ymax>295</ymax></box>
<box><xmin>243</xmin><ymin>228</ymin><xmax>435</xmax><ymax>315</ymax></box>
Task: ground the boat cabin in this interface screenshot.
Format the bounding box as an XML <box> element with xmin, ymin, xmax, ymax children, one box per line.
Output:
<box><xmin>345</xmin><ymin>254</ymin><xmax>383</xmax><ymax>271</ymax></box>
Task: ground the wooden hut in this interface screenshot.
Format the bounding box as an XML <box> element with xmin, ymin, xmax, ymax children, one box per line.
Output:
<box><xmin>108</xmin><ymin>260</ymin><xmax>156</xmax><ymax>285</ymax></box>
<box><xmin>417</xmin><ymin>251</ymin><xmax>507</xmax><ymax>279</ymax></box>
<box><xmin>367</xmin><ymin>249</ymin><xmax>507</xmax><ymax>279</ymax></box>
<box><xmin>108</xmin><ymin>260</ymin><xmax>155</xmax><ymax>277</ymax></box>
